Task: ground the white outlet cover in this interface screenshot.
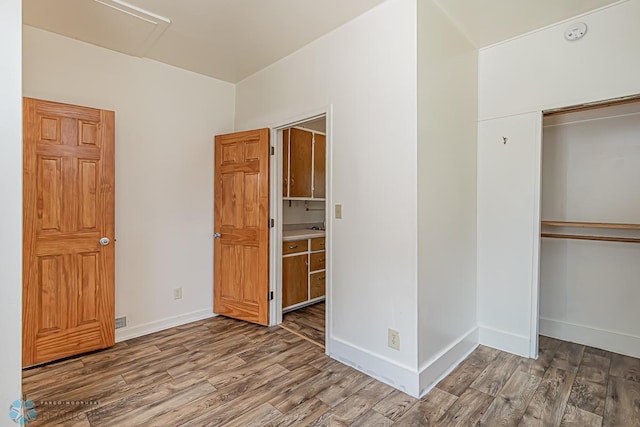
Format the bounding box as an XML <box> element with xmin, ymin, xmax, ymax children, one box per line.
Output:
<box><xmin>565</xmin><ymin>22</ymin><xmax>587</xmax><ymax>41</ymax></box>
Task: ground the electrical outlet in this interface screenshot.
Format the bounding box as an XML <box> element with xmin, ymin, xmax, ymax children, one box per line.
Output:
<box><xmin>335</xmin><ymin>204</ymin><xmax>342</xmax><ymax>219</ymax></box>
<box><xmin>388</xmin><ymin>328</ymin><xmax>400</xmax><ymax>350</ymax></box>
<box><xmin>115</xmin><ymin>316</ymin><xmax>127</xmax><ymax>329</ymax></box>
<box><xmin>173</xmin><ymin>287</ymin><xmax>183</xmax><ymax>300</ymax></box>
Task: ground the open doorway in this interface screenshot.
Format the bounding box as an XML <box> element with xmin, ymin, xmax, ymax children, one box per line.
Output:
<box><xmin>536</xmin><ymin>96</ymin><xmax>640</xmax><ymax>362</ymax></box>
<box><xmin>270</xmin><ymin>115</ymin><xmax>328</xmax><ymax>349</ymax></box>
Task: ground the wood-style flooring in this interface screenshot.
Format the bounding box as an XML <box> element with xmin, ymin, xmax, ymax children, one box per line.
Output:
<box><xmin>23</xmin><ymin>316</ymin><xmax>640</xmax><ymax>426</ymax></box>
<box><xmin>281</xmin><ymin>302</ymin><xmax>325</xmax><ymax>348</ymax></box>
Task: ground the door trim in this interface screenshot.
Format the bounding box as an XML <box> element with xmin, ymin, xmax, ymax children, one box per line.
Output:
<box><xmin>268</xmin><ymin>105</ymin><xmax>333</xmax><ymax>355</ymax></box>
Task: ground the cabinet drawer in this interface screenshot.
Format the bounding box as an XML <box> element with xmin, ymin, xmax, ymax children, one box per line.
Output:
<box><xmin>310</xmin><ymin>237</ymin><xmax>325</xmax><ymax>251</ymax></box>
<box><xmin>283</xmin><ymin>239</ymin><xmax>308</xmax><ymax>255</ymax></box>
<box><xmin>310</xmin><ymin>271</ymin><xmax>325</xmax><ymax>299</ymax></box>
<box><xmin>309</xmin><ymin>251</ymin><xmax>325</xmax><ymax>272</ymax></box>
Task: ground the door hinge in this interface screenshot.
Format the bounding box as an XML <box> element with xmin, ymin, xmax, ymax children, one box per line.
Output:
<box><xmin>268</xmin><ymin>291</ymin><xmax>274</xmax><ymax>301</ymax></box>
<box><xmin>269</xmin><ymin>218</ymin><xmax>274</xmax><ymax>228</ymax></box>
<box><xmin>270</xmin><ymin>146</ymin><xmax>275</xmax><ymax>155</ymax></box>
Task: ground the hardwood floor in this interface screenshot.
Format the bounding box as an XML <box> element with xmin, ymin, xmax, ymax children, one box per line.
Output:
<box><xmin>281</xmin><ymin>302</ymin><xmax>325</xmax><ymax>348</ymax></box>
<box><xmin>23</xmin><ymin>318</ymin><xmax>639</xmax><ymax>426</ymax></box>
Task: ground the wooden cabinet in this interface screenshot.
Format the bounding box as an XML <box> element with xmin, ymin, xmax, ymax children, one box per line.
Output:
<box><xmin>283</xmin><ymin>254</ymin><xmax>308</xmax><ymax>307</ymax></box>
<box><xmin>283</xmin><ymin>127</ymin><xmax>325</xmax><ymax>200</ymax></box>
<box><xmin>282</xmin><ymin>236</ymin><xmax>326</xmax><ymax>311</ymax></box>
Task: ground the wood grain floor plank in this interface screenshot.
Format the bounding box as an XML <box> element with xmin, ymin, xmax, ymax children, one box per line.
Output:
<box><xmin>265</xmin><ymin>397</ymin><xmax>330</xmax><ymax>427</ymax></box>
<box><xmin>550</xmin><ymin>341</ymin><xmax>585</xmax><ymax>374</ymax></box>
<box><xmin>479</xmin><ymin>370</ymin><xmax>542</xmax><ymax>426</ymax></box>
<box><xmin>221</xmin><ymin>402</ymin><xmax>282</xmax><ymax>427</ymax></box>
<box><xmin>437</xmin><ymin>387</ymin><xmax>494</xmax><ymax>426</ymax></box>
<box><xmin>567</xmin><ymin>376</ymin><xmax>608</xmax><ymax>416</ymax></box>
<box><xmin>520</xmin><ymin>367</ymin><xmax>576</xmax><ymax>427</ymax></box>
<box><xmin>393</xmin><ymin>388</ymin><xmax>457</xmax><ymax>426</ymax></box>
<box><xmin>351</xmin><ymin>409</ymin><xmax>394</xmax><ymax>427</ymax></box>
<box><xmin>315</xmin><ymin>370</ymin><xmax>374</xmax><ymax>407</ymax></box>
<box><xmin>372</xmin><ymin>389</ymin><xmax>418</xmax><ymax>421</ymax></box>
<box><xmin>520</xmin><ymin>336</ymin><xmax>562</xmax><ymax>378</ymax></box>
<box><xmin>603</xmin><ymin>376</ymin><xmax>640</xmax><ymax>427</ymax></box>
<box><xmin>609</xmin><ymin>353</ymin><xmax>640</xmax><ymax>383</ymax></box>
<box><xmin>560</xmin><ymin>404</ymin><xmax>602</xmax><ymax>427</ymax></box>
<box><xmin>471</xmin><ymin>352</ymin><xmax>524</xmax><ymax>396</ymax></box>
<box><xmin>328</xmin><ymin>379</ymin><xmax>395</xmax><ymax>424</ymax></box>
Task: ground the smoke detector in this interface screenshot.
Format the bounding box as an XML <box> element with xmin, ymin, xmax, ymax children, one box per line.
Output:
<box><xmin>565</xmin><ymin>22</ymin><xmax>587</xmax><ymax>41</ymax></box>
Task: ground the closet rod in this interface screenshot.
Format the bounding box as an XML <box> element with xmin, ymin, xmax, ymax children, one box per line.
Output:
<box><xmin>541</xmin><ymin>233</ymin><xmax>640</xmax><ymax>244</ymax></box>
<box><xmin>541</xmin><ymin>221</ymin><xmax>640</xmax><ymax>230</ymax></box>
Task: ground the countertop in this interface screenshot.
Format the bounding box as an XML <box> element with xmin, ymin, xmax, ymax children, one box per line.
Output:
<box><xmin>282</xmin><ymin>229</ymin><xmax>326</xmax><ymax>241</ymax></box>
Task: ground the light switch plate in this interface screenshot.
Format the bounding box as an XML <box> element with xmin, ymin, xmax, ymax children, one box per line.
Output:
<box><xmin>335</xmin><ymin>204</ymin><xmax>342</xmax><ymax>219</ymax></box>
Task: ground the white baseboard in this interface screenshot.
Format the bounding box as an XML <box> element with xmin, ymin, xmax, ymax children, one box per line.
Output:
<box><xmin>478</xmin><ymin>325</ymin><xmax>530</xmax><ymax>357</ymax></box>
<box><xmin>540</xmin><ymin>317</ymin><xmax>640</xmax><ymax>358</ymax></box>
<box><xmin>418</xmin><ymin>327</ymin><xmax>479</xmax><ymax>397</ymax></box>
<box><xmin>115</xmin><ymin>308</ymin><xmax>216</xmax><ymax>343</ymax></box>
<box><xmin>327</xmin><ymin>336</ymin><xmax>420</xmax><ymax>397</ymax></box>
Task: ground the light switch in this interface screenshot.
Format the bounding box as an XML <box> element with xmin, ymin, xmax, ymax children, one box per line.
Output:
<box><xmin>335</xmin><ymin>204</ymin><xmax>342</xmax><ymax>219</ymax></box>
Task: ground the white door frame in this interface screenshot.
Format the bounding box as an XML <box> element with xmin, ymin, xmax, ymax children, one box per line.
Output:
<box><xmin>268</xmin><ymin>105</ymin><xmax>333</xmax><ymax>355</ymax></box>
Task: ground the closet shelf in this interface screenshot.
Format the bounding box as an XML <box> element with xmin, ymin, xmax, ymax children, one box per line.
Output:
<box><xmin>541</xmin><ymin>233</ymin><xmax>640</xmax><ymax>244</ymax></box>
<box><xmin>541</xmin><ymin>221</ymin><xmax>640</xmax><ymax>230</ymax></box>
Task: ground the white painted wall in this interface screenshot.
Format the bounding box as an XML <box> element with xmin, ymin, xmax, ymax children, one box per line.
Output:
<box><xmin>23</xmin><ymin>26</ymin><xmax>236</xmax><ymax>340</ymax></box>
<box><xmin>236</xmin><ymin>0</ymin><xmax>420</xmax><ymax>394</ymax></box>
<box><xmin>477</xmin><ymin>0</ymin><xmax>640</xmax><ymax>356</ymax></box>
<box><xmin>0</xmin><ymin>0</ymin><xmax>23</xmax><ymax>415</ymax></box>
<box><xmin>479</xmin><ymin>0</ymin><xmax>640</xmax><ymax>120</ymax></box>
<box><xmin>416</xmin><ymin>0</ymin><xmax>479</xmax><ymax>393</ymax></box>
<box><xmin>477</xmin><ymin>112</ymin><xmax>542</xmax><ymax>357</ymax></box>
<box><xmin>540</xmin><ymin>103</ymin><xmax>640</xmax><ymax>357</ymax></box>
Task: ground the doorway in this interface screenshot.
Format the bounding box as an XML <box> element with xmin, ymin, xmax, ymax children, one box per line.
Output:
<box><xmin>270</xmin><ymin>113</ymin><xmax>330</xmax><ymax>350</ymax></box>
<box><xmin>536</xmin><ymin>96</ymin><xmax>640</xmax><ymax>360</ymax></box>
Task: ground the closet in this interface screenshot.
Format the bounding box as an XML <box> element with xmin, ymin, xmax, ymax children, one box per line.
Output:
<box><xmin>539</xmin><ymin>98</ymin><xmax>640</xmax><ymax>358</ymax></box>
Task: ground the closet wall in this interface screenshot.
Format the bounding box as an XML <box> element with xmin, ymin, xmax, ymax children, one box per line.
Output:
<box><xmin>540</xmin><ymin>101</ymin><xmax>640</xmax><ymax>357</ymax></box>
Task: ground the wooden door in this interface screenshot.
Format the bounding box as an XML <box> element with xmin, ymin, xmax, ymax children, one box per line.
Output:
<box><xmin>289</xmin><ymin>128</ymin><xmax>312</xmax><ymax>198</ymax></box>
<box><xmin>283</xmin><ymin>129</ymin><xmax>290</xmax><ymax>197</ymax></box>
<box><xmin>214</xmin><ymin>129</ymin><xmax>270</xmax><ymax>325</ymax></box>
<box><xmin>283</xmin><ymin>254</ymin><xmax>308</xmax><ymax>308</ymax></box>
<box><xmin>23</xmin><ymin>98</ymin><xmax>115</xmax><ymax>367</ymax></box>
<box><xmin>313</xmin><ymin>133</ymin><xmax>326</xmax><ymax>199</ymax></box>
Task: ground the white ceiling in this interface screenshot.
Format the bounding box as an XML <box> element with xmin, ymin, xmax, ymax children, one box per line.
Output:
<box><xmin>432</xmin><ymin>0</ymin><xmax>623</xmax><ymax>47</ymax></box>
<box><xmin>23</xmin><ymin>0</ymin><xmax>387</xmax><ymax>83</ymax></box>
<box><xmin>23</xmin><ymin>0</ymin><xmax>624</xmax><ymax>83</ymax></box>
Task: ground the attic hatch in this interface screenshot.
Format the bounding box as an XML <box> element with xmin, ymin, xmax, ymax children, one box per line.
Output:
<box><xmin>24</xmin><ymin>0</ymin><xmax>170</xmax><ymax>57</ymax></box>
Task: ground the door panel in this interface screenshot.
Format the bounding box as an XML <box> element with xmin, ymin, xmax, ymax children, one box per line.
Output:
<box><xmin>283</xmin><ymin>254</ymin><xmax>308</xmax><ymax>308</ymax></box>
<box><xmin>314</xmin><ymin>134</ymin><xmax>326</xmax><ymax>199</ymax></box>
<box><xmin>289</xmin><ymin>128</ymin><xmax>312</xmax><ymax>198</ymax></box>
<box><xmin>214</xmin><ymin>129</ymin><xmax>270</xmax><ymax>325</ymax></box>
<box><xmin>283</xmin><ymin>129</ymin><xmax>290</xmax><ymax>197</ymax></box>
<box><xmin>23</xmin><ymin>97</ymin><xmax>115</xmax><ymax>367</ymax></box>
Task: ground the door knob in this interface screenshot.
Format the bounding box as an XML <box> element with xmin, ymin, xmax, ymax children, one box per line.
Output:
<box><xmin>99</xmin><ymin>237</ymin><xmax>110</xmax><ymax>246</ymax></box>
<box><xmin>214</xmin><ymin>233</ymin><xmax>221</xmax><ymax>239</ymax></box>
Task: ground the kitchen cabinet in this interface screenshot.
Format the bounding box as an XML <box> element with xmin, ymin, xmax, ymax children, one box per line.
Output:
<box><xmin>282</xmin><ymin>235</ymin><xmax>326</xmax><ymax>311</ymax></box>
<box><xmin>282</xmin><ymin>254</ymin><xmax>308</xmax><ymax>307</ymax></box>
<box><xmin>283</xmin><ymin>127</ymin><xmax>325</xmax><ymax>200</ymax></box>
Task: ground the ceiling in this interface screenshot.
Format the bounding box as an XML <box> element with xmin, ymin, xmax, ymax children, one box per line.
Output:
<box><xmin>23</xmin><ymin>0</ymin><xmax>623</xmax><ymax>83</ymax></box>
<box><xmin>432</xmin><ymin>0</ymin><xmax>623</xmax><ymax>47</ymax></box>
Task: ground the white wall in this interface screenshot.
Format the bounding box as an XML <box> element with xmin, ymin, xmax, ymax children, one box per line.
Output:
<box><xmin>236</xmin><ymin>0</ymin><xmax>420</xmax><ymax>394</ymax></box>
<box><xmin>479</xmin><ymin>0</ymin><xmax>640</xmax><ymax>120</ymax></box>
<box><xmin>23</xmin><ymin>26</ymin><xmax>236</xmax><ymax>340</ymax></box>
<box><xmin>540</xmin><ymin>104</ymin><xmax>640</xmax><ymax>357</ymax></box>
<box><xmin>0</xmin><ymin>0</ymin><xmax>23</xmax><ymax>415</ymax></box>
<box><xmin>416</xmin><ymin>0</ymin><xmax>479</xmax><ymax>393</ymax></box>
<box><xmin>477</xmin><ymin>0</ymin><xmax>640</xmax><ymax>356</ymax></box>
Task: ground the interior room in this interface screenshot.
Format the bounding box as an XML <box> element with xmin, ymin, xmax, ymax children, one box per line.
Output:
<box><xmin>2</xmin><ymin>0</ymin><xmax>640</xmax><ymax>425</ymax></box>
